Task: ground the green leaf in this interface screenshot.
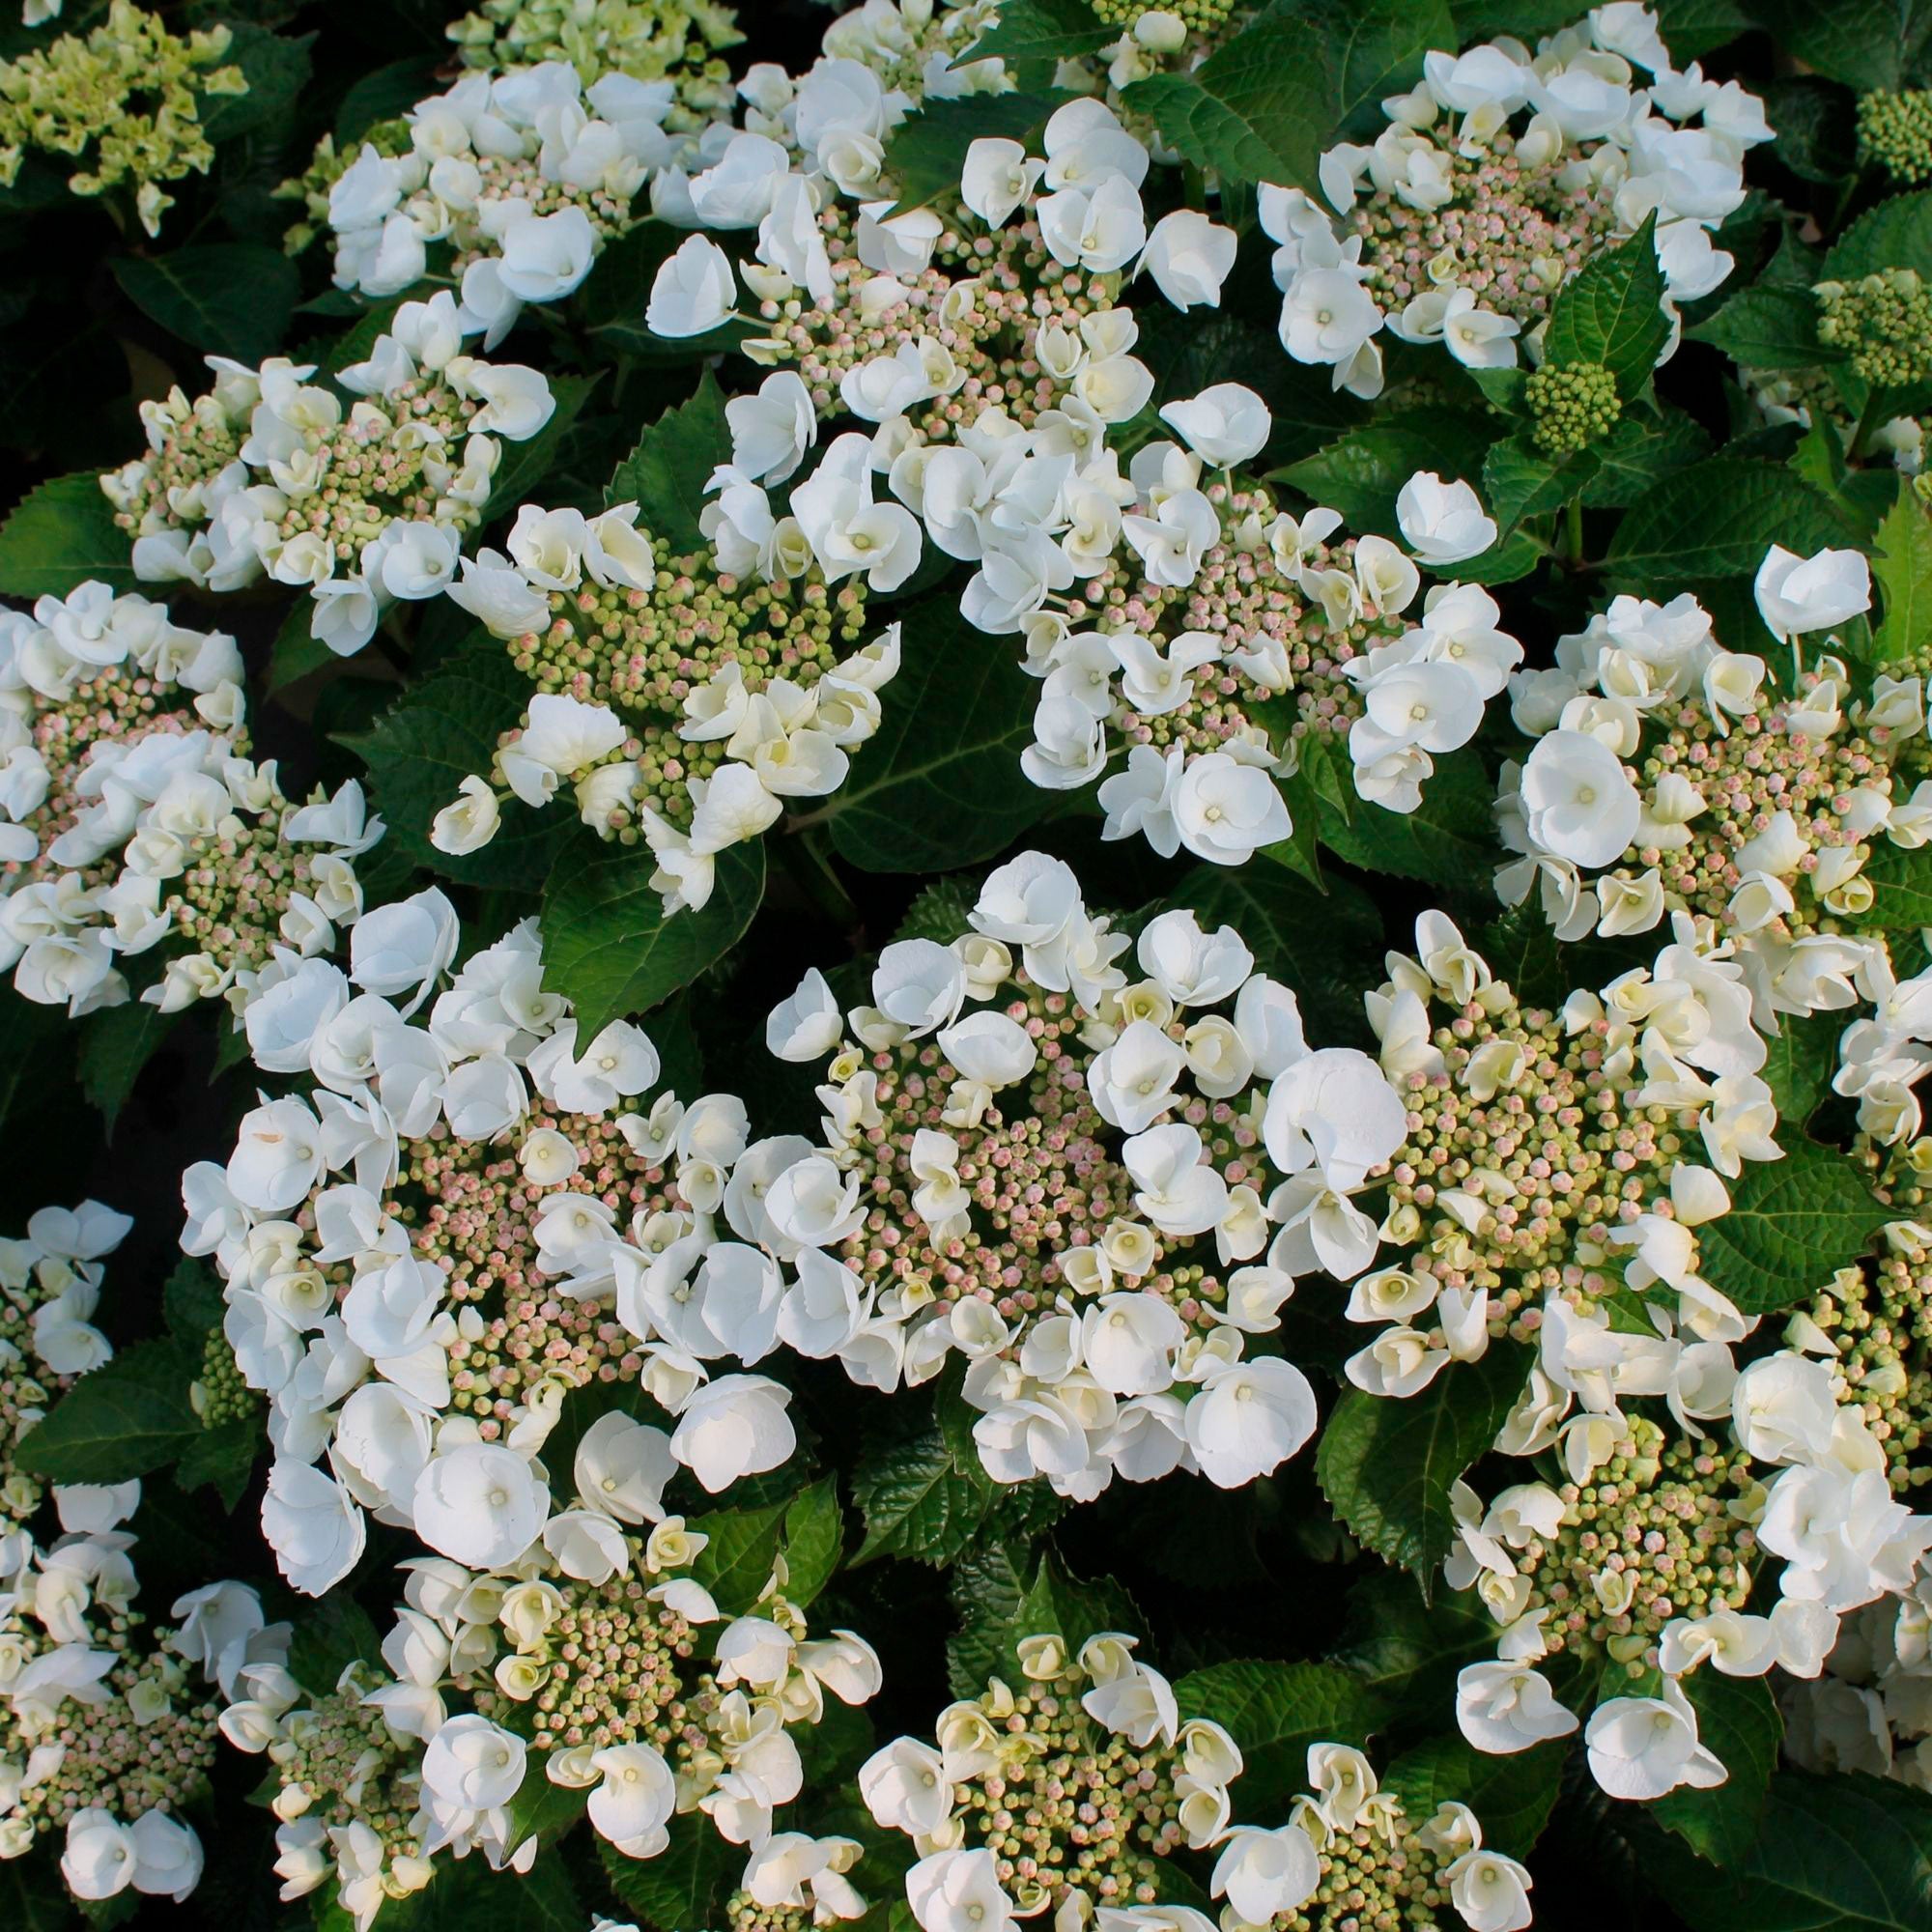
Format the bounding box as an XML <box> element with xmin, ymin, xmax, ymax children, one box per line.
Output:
<box><xmin>1695</xmin><ymin>1140</ymin><xmax>1885</xmax><ymax>1314</ymax></box>
<box><xmin>689</xmin><ymin>1497</ymin><xmax>789</xmax><ymax>1614</ymax></box>
<box><xmin>1686</xmin><ymin>284</ymin><xmax>1831</xmax><ymax>373</ymax></box>
<box><xmin>947</xmin><ymin>1546</ymin><xmax>1140</xmax><ymax>1693</ymax></box>
<box><xmin>338</xmin><ymin>638</ymin><xmax>574</xmax><ymax>891</ymax></box>
<box><xmin>599</xmin><ymin>1820</ymin><xmax>739</xmax><ymax>1932</ymax></box>
<box><xmin>582</xmin><ymin>222</ymin><xmax>759</xmax><ymax>361</ymax></box>
<box><xmin>1276</xmin><ymin>410</ymin><xmax>1496</xmax><ymax>535</ymax></box>
<box><xmin>111</xmin><ymin>245</ymin><xmax>300</xmax><ymax>363</ymax></box>
<box><xmin>1122</xmin><ymin>9</ymin><xmax>1331</xmax><ymax>194</ymax></box>
<box><xmin>163</xmin><ymin>1259</ymin><xmax>224</xmax><ymax>1343</ymax></box>
<box><xmin>1825</xmin><ymin>187</ymin><xmax>1932</xmax><ymax>284</ymax></box>
<box><xmin>506</xmin><ymin>1757</ymin><xmax>590</xmax><ymax>1856</ymax></box>
<box><xmin>826</xmin><ymin>599</ymin><xmax>1047</xmax><ymax>872</ymax></box>
<box><xmin>16</xmin><ymin>1339</ymin><xmax>198</xmax><ymax>1484</ymax></box>
<box><xmin>417</xmin><ymin>1846</ymin><xmax>581</xmax><ymax>1932</ymax></box>
<box><xmin>781</xmin><ymin>1477</ymin><xmax>844</xmax><ymax>1606</ymax></box>
<box><xmin>0</xmin><ymin>1851</ymin><xmax>71</xmax><ymax>1932</ymax></box>
<box><xmin>1482</xmin><ymin>436</ymin><xmax>1599</xmax><ymax>529</ymax></box>
<box><xmin>1321</xmin><ymin>0</ymin><xmax>1455</xmax><ymax>135</ymax></box>
<box><xmin>1652</xmin><ymin>1671</ymin><xmax>1781</xmax><ymax>1865</ymax></box>
<box><xmin>288</xmin><ymin>1595</ymin><xmax>383</xmax><ymax>1695</ymax></box>
<box><xmin>1316</xmin><ymin>1340</ymin><xmax>1531</xmax><ymax>1593</ymax></box>
<box><xmin>1661</xmin><ymin>1769</ymin><xmax>1932</xmax><ymax>1931</ymax></box>
<box><xmin>481</xmin><ymin>372</ymin><xmax>598</xmax><ymax>524</ymax></box>
<box><xmin>1167</xmin><ymin>861</ymin><xmax>1381</xmax><ymax>1049</ymax></box>
<box><xmin>1173</xmin><ymin>1659</ymin><xmax>1393</xmax><ymax>1815</ymax></box>
<box><xmin>1605</xmin><ymin>459</ymin><xmax>1853</xmax><ymax>594</ymax></box>
<box><xmin>199</xmin><ymin>26</ymin><xmax>317</xmax><ymax>144</ymax></box>
<box><xmin>853</xmin><ymin>1394</ymin><xmax>1003</xmax><ymax>1564</ymax></box>
<box><xmin>75</xmin><ymin>998</ymin><xmax>177</xmax><ymax>1134</ymax></box>
<box><xmin>1874</xmin><ymin>482</ymin><xmax>1932</xmax><ymax>666</ymax></box>
<box><xmin>335</xmin><ymin>56</ymin><xmax>440</xmax><ymax>143</ymax></box>
<box><xmin>1581</xmin><ymin>408</ymin><xmax>1715</xmax><ymax>509</ymax></box>
<box><xmin>539</xmin><ymin>834</ymin><xmax>765</xmax><ymax>1039</ymax></box>
<box><xmin>267</xmin><ymin>595</ymin><xmax>338</xmax><ymax>695</ymax></box>
<box><xmin>1314</xmin><ymin>748</ymin><xmax>1500</xmax><ymax>891</ymax></box>
<box><xmin>1386</xmin><ymin>1734</ymin><xmax>1565</xmax><ymax>1858</ymax></box>
<box><xmin>1735</xmin><ymin>0</ymin><xmax>1932</xmax><ymax>93</ymax></box>
<box><xmin>0</xmin><ymin>471</ymin><xmax>136</xmax><ymax>599</ymax></box>
<box><xmin>966</xmin><ymin>0</ymin><xmax>1118</xmax><ymax>80</ymax></box>
<box><xmin>1332</xmin><ymin>1570</ymin><xmax>1501</xmax><ymax>1716</ymax></box>
<box><xmin>1544</xmin><ymin>215</ymin><xmax>1670</xmax><ymax>399</ymax></box>
<box><xmin>605</xmin><ymin>370</ymin><xmax>731</xmax><ymax>553</ymax></box>
<box><xmin>1760</xmin><ymin>1011</ymin><xmax>1841</xmax><ymax>1128</ymax></box>
<box><xmin>1854</xmin><ymin>837</ymin><xmax>1932</xmax><ymax>934</ymax></box>
<box><xmin>174</xmin><ymin>1418</ymin><xmax>258</xmax><ymax>1512</ymax></box>
<box><xmin>884</xmin><ymin>91</ymin><xmax>1066</xmax><ymax>212</ymax></box>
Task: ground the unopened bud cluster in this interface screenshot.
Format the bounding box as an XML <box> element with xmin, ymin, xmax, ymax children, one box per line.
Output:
<box><xmin>1860</xmin><ymin>89</ymin><xmax>1932</xmax><ymax>185</ymax></box>
<box><xmin>0</xmin><ymin>1</ymin><xmax>247</xmax><ymax>236</ymax></box>
<box><xmin>1808</xmin><ymin>1236</ymin><xmax>1932</xmax><ymax>1494</ymax></box>
<box><xmin>1817</xmin><ymin>270</ymin><xmax>1932</xmax><ymax>389</ymax></box>
<box><xmin>1525</xmin><ymin>360</ymin><xmax>1621</xmax><ymax>454</ymax></box>
<box><xmin>448</xmin><ymin>0</ymin><xmax>742</xmax><ymax>115</ymax></box>
<box><xmin>1509</xmin><ymin>1421</ymin><xmax>1757</xmax><ymax>1672</ymax></box>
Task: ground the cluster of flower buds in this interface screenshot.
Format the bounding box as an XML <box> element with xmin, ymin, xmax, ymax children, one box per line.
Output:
<box><xmin>102</xmin><ymin>295</ymin><xmax>556</xmax><ymax>656</ymax></box>
<box><xmin>227</xmin><ymin>1541</ymin><xmax>878</xmax><ymax>1929</ymax></box>
<box><xmin>0</xmin><ymin>584</ymin><xmax>381</xmax><ymax>1017</ymax></box>
<box><xmin>752</xmin><ymin>851</ymin><xmax>1406</xmax><ymax>1495</ymax></box>
<box><xmin>1264</xmin><ymin>8</ymin><xmax>1770</xmax><ymax>397</ymax></box>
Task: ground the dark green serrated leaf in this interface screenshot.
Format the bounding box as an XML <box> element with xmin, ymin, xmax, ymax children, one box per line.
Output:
<box><xmin>338</xmin><ymin>638</ymin><xmax>574</xmax><ymax>891</ymax></box>
<box><xmin>1386</xmin><ymin>1734</ymin><xmax>1565</xmax><ymax>1857</ymax></box>
<box><xmin>690</xmin><ymin>1497</ymin><xmax>789</xmax><ymax>1613</ymax></box>
<box><xmin>336</xmin><ymin>56</ymin><xmax>440</xmax><ymax>143</ymax></box>
<box><xmin>75</xmin><ymin>997</ymin><xmax>177</xmax><ymax>1133</ymax></box>
<box><xmin>1825</xmin><ymin>186</ymin><xmax>1932</xmax><ymax>284</ymax></box>
<box><xmin>288</xmin><ymin>1595</ymin><xmax>383</xmax><ymax>1696</ymax></box>
<box><xmin>1660</xmin><ymin>1768</ymin><xmax>1932</xmax><ymax>1931</ymax></box>
<box><xmin>506</xmin><ymin>1757</ymin><xmax>590</xmax><ymax>1855</ymax></box>
<box><xmin>481</xmin><ymin>372</ymin><xmax>598</xmax><ymax>525</ymax></box>
<box><xmin>1695</xmin><ymin>1139</ymin><xmax>1885</xmax><ymax>1313</ymax></box>
<box><xmin>604</xmin><ymin>369</ymin><xmax>730</xmax><ymax>553</ymax></box>
<box><xmin>1874</xmin><ymin>482</ymin><xmax>1932</xmax><ymax>665</ymax></box>
<box><xmin>1759</xmin><ymin>1011</ymin><xmax>1841</xmax><ymax>1131</ymax></box>
<box><xmin>967</xmin><ymin>0</ymin><xmax>1117</xmax><ymax>77</ymax></box>
<box><xmin>1687</xmin><ymin>284</ymin><xmax>1831</xmax><ymax>373</ymax></box>
<box><xmin>1276</xmin><ymin>410</ymin><xmax>1496</xmax><ymax>535</ymax></box>
<box><xmin>599</xmin><ymin>1817</ymin><xmax>739</xmax><ymax>1931</ymax></box>
<box><xmin>112</xmin><ymin>245</ymin><xmax>300</xmax><ymax>363</ymax></box>
<box><xmin>1483</xmin><ymin>436</ymin><xmax>1598</xmax><ymax>529</ymax></box>
<box><xmin>1605</xmin><ymin>459</ymin><xmax>1853</xmax><ymax>594</ymax></box>
<box><xmin>1544</xmin><ymin>214</ymin><xmax>1671</xmax><ymax>396</ymax></box>
<box><xmin>853</xmin><ymin>1393</ymin><xmax>1002</xmax><ymax>1565</ymax></box>
<box><xmin>1854</xmin><ymin>837</ymin><xmax>1932</xmax><ymax>934</ymax></box>
<box><xmin>174</xmin><ymin>1418</ymin><xmax>258</xmax><ymax>1512</ymax></box>
<box><xmin>782</xmin><ymin>1476</ymin><xmax>844</xmax><ymax>1606</ymax></box>
<box><xmin>1737</xmin><ymin>0</ymin><xmax>1932</xmax><ymax>93</ymax></box>
<box><xmin>884</xmin><ymin>91</ymin><xmax>1066</xmax><ymax>212</ymax></box>
<box><xmin>1174</xmin><ymin>1659</ymin><xmax>1393</xmax><ymax>1814</ymax></box>
<box><xmin>1581</xmin><ymin>407</ymin><xmax>1714</xmax><ymax>509</ymax></box>
<box><xmin>1652</xmin><ymin>1671</ymin><xmax>1782</xmax><ymax>1865</ymax></box>
<box><xmin>0</xmin><ymin>471</ymin><xmax>137</xmax><ymax>598</ymax></box>
<box><xmin>1315</xmin><ymin>749</ymin><xmax>1500</xmax><ymax>892</ymax></box>
<box><xmin>16</xmin><ymin>1339</ymin><xmax>197</xmax><ymax>1483</ymax></box>
<box><xmin>1316</xmin><ymin>1340</ymin><xmax>1531</xmax><ymax>1593</ymax></box>
<box><xmin>1168</xmin><ymin>861</ymin><xmax>1381</xmax><ymax>1049</ymax></box>
<box><xmin>826</xmin><ymin>599</ymin><xmax>1046</xmax><ymax>872</ymax></box>
<box><xmin>1122</xmin><ymin>9</ymin><xmax>1330</xmax><ymax>194</ymax></box>
<box><xmin>540</xmin><ymin>835</ymin><xmax>764</xmax><ymax>1038</ymax></box>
